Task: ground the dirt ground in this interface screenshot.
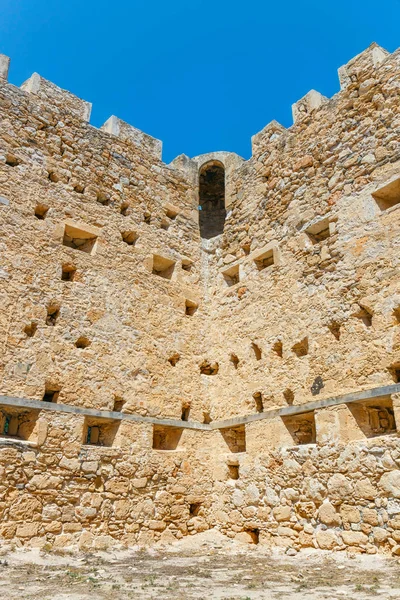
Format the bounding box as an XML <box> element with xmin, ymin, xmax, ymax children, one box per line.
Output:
<box><xmin>0</xmin><ymin>531</ymin><xmax>399</xmax><ymax>599</ymax></box>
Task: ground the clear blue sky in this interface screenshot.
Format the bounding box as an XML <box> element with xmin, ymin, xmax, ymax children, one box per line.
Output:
<box><xmin>1</xmin><ymin>0</ymin><xmax>399</xmax><ymax>163</ymax></box>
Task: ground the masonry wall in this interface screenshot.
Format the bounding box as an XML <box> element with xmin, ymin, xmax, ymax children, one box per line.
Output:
<box><xmin>201</xmin><ymin>44</ymin><xmax>400</xmax><ymax>420</ymax></box>
<box><xmin>1</xmin><ymin>44</ymin><xmax>400</xmax><ymax>554</ymax></box>
<box><xmin>0</xmin><ymin>74</ymin><xmax>208</xmax><ymax>422</ymax></box>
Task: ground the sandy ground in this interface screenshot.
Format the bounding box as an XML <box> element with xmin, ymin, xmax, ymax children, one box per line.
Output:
<box><xmin>0</xmin><ymin>531</ymin><xmax>399</xmax><ymax>599</ymax></box>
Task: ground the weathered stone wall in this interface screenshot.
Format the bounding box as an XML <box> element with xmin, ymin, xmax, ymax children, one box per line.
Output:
<box><xmin>0</xmin><ymin>70</ymin><xmax>207</xmax><ymax>422</ymax></box>
<box><xmin>202</xmin><ymin>43</ymin><xmax>400</xmax><ymax>420</ymax></box>
<box><xmin>1</xmin><ymin>43</ymin><xmax>400</xmax><ymax>554</ymax></box>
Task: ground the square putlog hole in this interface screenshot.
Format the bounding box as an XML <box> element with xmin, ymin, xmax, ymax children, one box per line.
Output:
<box><xmin>63</xmin><ymin>222</ymin><xmax>99</xmax><ymax>255</ymax></box>
<box><xmin>0</xmin><ymin>408</ymin><xmax>38</xmax><ymax>442</ymax></box>
<box><xmin>254</xmin><ymin>248</ymin><xmax>274</xmax><ymax>271</ymax></box>
<box><xmin>153</xmin><ymin>425</ymin><xmax>183</xmax><ymax>450</ymax></box>
<box><xmin>372</xmin><ymin>178</ymin><xmax>400</xmax><ymax>211</ymax></box>
<box><xmin>121</xmin><ymin>230</ymin><xmax>138</xmax><ymax>246</ymax></box>
<box><xmin>220</xmin><ymin>425</ymin><xmax>246</xmax><ymax>453</ymax></box>
<box><xmin>84</xmin><ymin>418</ymin><xmax>119</xmax><ymax>446</ymax></box>
<box><xmin>152</xmin><ymin>254</ymin><xmax>175</xmax><ymax>280</ymax></box>
<box><xmin>221</xmin><ymin>264</ymin><xmax>240</xmax><ymax>287</ymax></box>
<box><xmin>61</xmin><ymin>264</ymin><xmax>77</xmax><ymax>281</ymax></box>
<box><xmin>34</xmin><ymin>203</ymin><xmax>49</xmax><ymax>220</ymax></box>
<box><xmin>348</xmin><ymin>397</ymin><xmax>396</xmax><ymax>438</ymax></box>
<box><xmin>305</xmin><ymin>217</ymin><xmax>331</xmax><ymax>243</ymax></box>
<box><xmin>185</xmin><ymin>299</ymin><xmax>198</xmax><ymax>316</ymax></box>
<box><xmin>282</xmin><ymin>411</ymin><xmax>316</xmax><ymax>445</ymax></box>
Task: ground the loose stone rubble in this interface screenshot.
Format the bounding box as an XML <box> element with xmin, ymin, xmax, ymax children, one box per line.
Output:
<box><xmin>1</xmin><ymin>42</ymin><xmax>400</xmax><ymax>556</ymax></box>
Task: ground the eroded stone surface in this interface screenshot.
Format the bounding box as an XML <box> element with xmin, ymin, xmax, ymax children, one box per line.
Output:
<box><xmin>0</xmin><ymin>43</ymin><xmax>400</xmax><ymax>554</ymax></box>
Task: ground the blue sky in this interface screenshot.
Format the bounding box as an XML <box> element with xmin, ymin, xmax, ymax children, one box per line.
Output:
<box><xmin>0</xmin><ymin>0</ymin><xmax>399</xmax><ymax>163</ymax></box>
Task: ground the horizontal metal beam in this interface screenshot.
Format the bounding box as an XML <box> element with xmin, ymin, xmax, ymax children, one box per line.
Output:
<box><xmin>1</xmin><ymin>383</ymin><xmax>399</xmax><ymax>433</ymax></box>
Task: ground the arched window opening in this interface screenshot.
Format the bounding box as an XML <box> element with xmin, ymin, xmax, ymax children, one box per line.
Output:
<box><xmin>199</xmin><ymin>162</ymin><xmax>226</xmax><ymax>239</ymax></box>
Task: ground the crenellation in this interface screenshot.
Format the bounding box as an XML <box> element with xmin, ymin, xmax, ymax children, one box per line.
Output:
<box><xmin>338</xmin><ymin>42</ymin><xmax>390</xmax><ymax>90</ymax></box>
<box><xmin>20</xmin><ymin>72</ymin><xmax>92</xmax><ymax>121</ymax></box>
<box><xmin>291</xmin><ymin>89</ymin><xmax>329</xmax><ymax>124</ymax></box>
<box><xmin>101</xmin><ymin>115</ymin><xmax>162</xmax><ymax>160</ymax></box>
<box><xmin>0</xmin><ymin>54</ymin><xmax>10</xmax><ymax>81</ymax></box>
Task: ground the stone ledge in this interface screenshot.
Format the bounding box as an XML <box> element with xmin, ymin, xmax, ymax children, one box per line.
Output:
<box><xmin>2</xmin><ymin>383</ymin><xmax>400</xmax><ymax>432</ymax></box>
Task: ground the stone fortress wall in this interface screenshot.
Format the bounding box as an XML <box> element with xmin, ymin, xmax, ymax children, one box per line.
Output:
<box><xmin>1</xmin><ymin>43</ymin><xmax>400</xmax><ymax>554</ymax></box>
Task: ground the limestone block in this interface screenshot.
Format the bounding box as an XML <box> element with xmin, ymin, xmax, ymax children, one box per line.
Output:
<box><xmin>132</xmin><ymin>477</ymin><xmax>148</xmax><ymax>489</ymax></box>
<box><xmin>16</xmin><ymin>522</ymin><xmax>40</xmax><ymax>538</ymax></box>
<box><xmin>327</xmin><ymin>473</ymin><xmax>353</xmax><ymax>502</ymax></box>
<box><xmin>78</xmin><ymin>531</ymin><xmax>94</xmax><ymax>550</ymax></box>
<box><xmin>317</xmin><ymin>502</ymin><xmax>341</xmax><ymax>526</ymax></box>
<box><xmin>372</xmin><ymin>527</ymin><xmax>388</xmax><ymax>543</ymax></box>
<box><xmin>380</xmin><ymin>471</ymin><xmax>400</xmax><ymax>498</ymax></box>
<box><xmin>340</xmin><ymin>504</ymin><xmax>361</xmax><ymax>524</ymax></box>
<box><xmin>354</xmin><ymin>478</ymin><xmax>376</xmax><ymax>500</ymax></box>
<box><xmin>341</xmin><ymin>530</ymin><xmax>369</xmax><ymax>546</ymax></box>
<box><xmin>273</xmin><ymin>505</ymin><xmax>292</xmax><ymax>522</ymax></box>
<box><xmin>81</xmin><ymin>461</ymin><xmax>98</xmax><ymax>473</ymax></box>
<box><xmin>234</xmin><ymin>531</ymin><xmax>257</xmax><ymax>544</ymax></box>
<box><xmin>316</xmin><ymin>530</ymin><xmax>340</xmax><ymax>550</ymax></box>
<box><xmin>9</xmin><ymin>496</ymin><xmax>42</xmax><ymax>520</ymax></box>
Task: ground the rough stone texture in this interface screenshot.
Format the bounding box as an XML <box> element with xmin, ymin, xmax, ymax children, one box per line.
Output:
<box><xmin>1</xmin><ymin>42</ymin><xmax>400</xmax><ymax>554</ymax></box>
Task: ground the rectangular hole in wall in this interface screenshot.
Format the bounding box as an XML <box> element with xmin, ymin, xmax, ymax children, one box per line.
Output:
<box><xmin>152</xmin><ymin>254</ymin><xmax>175</xmax><ymax>280</ymax></box>
<box><xmin>347</xmin><ymin>397</ymin><xmax>396</xmax><ymax>438</ymax></box>
<box><xmin>61</xmin><ymin>264</ymin><xmax>77</xmax><ymax>281</ymax></box>
<box><xmin>0</xmin><ymin>407</ymin><xmax>39</xmax><ymax>442</ymax></box>
<box><xmin>5</xmin><ymin>154</ymin><xmax>20</xmax><ymax>167</ymax></box>
<box><xmin>97</xmin><ymin>192</ymin><xmax>110</xmax><ymax>206</ymax></box>
<box><xmin>185</xmin><ymin>299</ymin><xmax>198</xmax><ymax>316</ymax></box>
<box><xmin>121</xmin><ymin>230</ymin><xmax>138</xmax><ymax>246</ymax></box>
<box><xmin>153</xmin><ymin>425</ymin><xmax>183</xmax><ymax>450</ymax></box>
<box><xmin>305</xmin><ymin>217</ymin><xmax>331</xmax><ymax>243</ymax></box>
<box><xmin>46</xmin><ymin>303</ymin><xmax>60</xmax><ymax>326</ymax></box>
<box><xmin>83</xmin><ymin>418</ymin><xmax>119</xmax><ymax>447</ymax></box>
<box><xmin>372</xmin><ymin>178</ymin><xmax>400</xmax><ymax>211</ymax></box>
<box><xmin>113</xmin><ymin>395</ymin><xmax>125</xmax><ymax>412</ymax></box>
<box><xmin>220</xmin><ymin>425</ymin><xmax>246</xmax><ymax>453</ymax></box>
<box><xmin>182</xmin><ymin>258</ymin><xmax>193</xmax><ymax>272</ymax></box>
<box><xmin>120</xmin><ymin>202</ymin><xmax>131</xmax><ymax>216</ymax></box>
<box><xmin>221</xmin><ymin>264</ymin><xmax>240</xmax><ymax>287</ymax></box>
<box><xmin>181</xmin><ymin>403</ymin><xmax>191</xmax><ymax>421</ymax></box>
<box><xmin>291</xmin><ymin>337</ymin><xmax>309</xmax><ymax>357</ymax></box>
<box><xmin>63</xmin><ymin>222</ymin><xmax>99</xmax><ymax>255</ymax></box>
<box><xmin>42</xmin><ymin>386</ymin><xmax>60</xmax><ymax>403</ymax></box>
<box><xmin>282</xmin><ymin>411</ymin><xmax>316</xmax><ymax>445</ymax></box>
<box><xmin>165</xmin><ymin>204</ymin><xmax>179</xmax><ymax>220</ymax></box>
<box><xmin>228</xmin><ymin>464</ymin><xmax>240</xmax><ymax>480</ymax></box>
<box><xmin>389</xmin><ymin>363</ymin><xmax>400</xmax><ymax>383</ymax></box>
<box><xmin>34</xmin><ymin>203</ymin><xmax>49</xmax><ymax>220</ymax></box>
<box><xmin>254</xmin><ymin>248</ymin><xmax>274</xmax><ymax>271</ymax></box>
<box><xmin>160</xmin><ymin>219</ymin><xmax>170</xmax><ymax>231</ymax></box>
<box><xmin>253</xmin><ymin>392</ymin><xmax>264</xmax><ymax>413</ymax></box>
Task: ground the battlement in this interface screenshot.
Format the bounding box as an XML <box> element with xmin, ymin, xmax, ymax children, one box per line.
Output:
<box><xmin>1</xmin><ymin>42</ymin><xmax>396</xmax><ymax>171</ymax></box>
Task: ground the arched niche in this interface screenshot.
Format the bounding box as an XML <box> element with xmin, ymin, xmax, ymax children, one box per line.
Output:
<box><xmin>199</xmin><ymin>161</ymin><xmax>226</xmax><ymax>239</ymax></box>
